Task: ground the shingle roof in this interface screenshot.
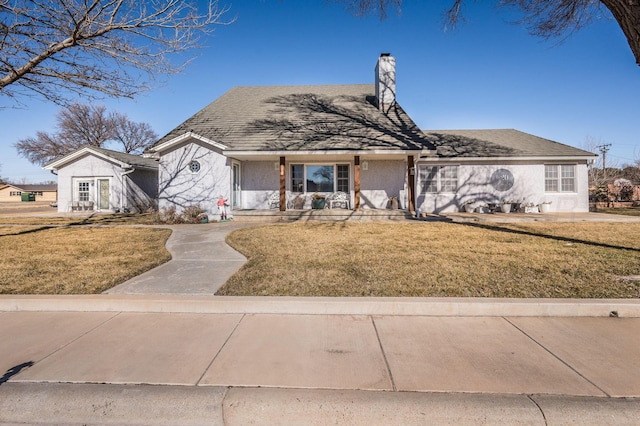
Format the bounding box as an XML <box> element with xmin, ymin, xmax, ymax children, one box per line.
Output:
<box><xmin>423</xmin><ymin>129</ymin><xmax>596</xmax><ymax>158</ymax></box>
<box><xmin>45</xmin><ymin>146</ymin><xmax>158</xmax><ymax>170</ymax></box>
<box><xmin>153</xmin><ymin>85</ymin><xmax>435</xmax><ymax>152</ymax></box>
<box><xmin>15</xmin><ymin>184</ymin><xmax>57</xmax><ymax>192</ymax></box>
<box><xmin>87</xmin><ymin>146</ymin><xmax>158</xmax><ymax>169</ymax></box>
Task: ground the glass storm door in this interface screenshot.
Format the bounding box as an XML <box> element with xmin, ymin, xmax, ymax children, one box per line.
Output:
<box><xmin>232</xmin><ymin>163</ymin><xmax>241</xmax><ymax>209</ymax></box>
<box><xmin>97</xmin><ymin>179</ymin><xmax>109</xmax><ymax>210</ymax></box>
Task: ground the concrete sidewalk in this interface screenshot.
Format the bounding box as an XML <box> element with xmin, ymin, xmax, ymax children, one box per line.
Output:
<box><xmin>106</xmin><ymin>222</ymin><xmax>253</xmax><ymax>295</ymax></box>
<box><xmin>2</xmin><ymin>297</ymin><xmax>640</xmax><ymax>424</ymax></box>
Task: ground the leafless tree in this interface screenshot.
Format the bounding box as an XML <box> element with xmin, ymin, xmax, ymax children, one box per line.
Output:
<box><xmin>14</xmin><ymin>103</ymin><xmax>158</xmax><ymax>165</ymax></box>
<box><xmin>0</xmin><ymin>0</ymin><xmax>231</xmax><ymax>106</ymax></box>
<box><xmin>111</xmin><ymin>113</ymin><xmax>157</xmax><ymax>154</ymax></box>
<box><xmin>334</xmin><ymin>0</ymin><xmax>640</xmax><ymax>66</ymax></box>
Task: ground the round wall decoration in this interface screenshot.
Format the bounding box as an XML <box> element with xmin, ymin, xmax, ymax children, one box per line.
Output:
<box><xmin>491</xmin><ymin>169</ymin><xmax>514</xmax><ymax>191</ymax></box>
<box><xmin>189</xmin><ymin>160</ymin><xmax>201</xmax><ymax>174</ymax></box>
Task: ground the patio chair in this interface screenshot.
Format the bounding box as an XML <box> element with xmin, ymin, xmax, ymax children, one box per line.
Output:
<box><xmin>327</xmin><ymin>191</ymin><xmax>350</xmax><ymax>209</ymax></box>
<box><xmin>268</xmin><ymin>191</ymin><xmax>280</xmax><ymax>209</ymax></box>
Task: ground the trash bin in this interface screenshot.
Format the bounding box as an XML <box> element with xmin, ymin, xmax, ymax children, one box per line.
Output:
<box><xmin>21</xmin><ymin>193</ymin><xmax>35</xmax><ymax>202</ymax></box>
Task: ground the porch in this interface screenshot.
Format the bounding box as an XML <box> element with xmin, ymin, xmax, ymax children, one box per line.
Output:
<box><xmin>231</xmin><ymin>208</ymin><xmax>414</xmax><ymax>222</ymax></box>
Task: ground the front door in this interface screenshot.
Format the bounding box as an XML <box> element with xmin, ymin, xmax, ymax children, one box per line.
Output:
<box><xmin>97</xmin><ymin>179</ymin><xmax>109</xmax><ymax>210</ymax></box>
<box><xmin>231</xmin><ymin>163</ymin><xmax>241</xmax><ymax>209</ymax></box>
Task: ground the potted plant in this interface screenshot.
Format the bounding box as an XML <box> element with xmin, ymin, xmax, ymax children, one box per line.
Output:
<box><xmin>539</xmin><ymin>201</ymin><xmax>552</xmax><ymax>213</ymax></box>
<box><xmin>475</xmin><ymin>203</ymin><xmax>488</xmax><ymax>214</ymax></box>
<box><xmin>500</xmin><ymin>200</ymin><xmax>514</xmax><ymax>213</ymax></box>
<box><xmin>523</xmin><ymin>202</ymin><xmax>539</xmax><ymax>213</ymax></box>
<box><xmin>311</xmin><ymin>193</ymin><xmax>326</xmax><ymax>209</ymax></box>
<box><xmin>463</xmin><ymin>200</ymin><xmax>475</xmax><ymax>213</ymax></box>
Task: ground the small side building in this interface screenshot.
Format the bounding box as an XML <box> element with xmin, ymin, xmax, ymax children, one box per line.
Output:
<box><xmin>44</xmin><ymin>146</ymin><xmax>158</xmax><ymax>213</ymax></box>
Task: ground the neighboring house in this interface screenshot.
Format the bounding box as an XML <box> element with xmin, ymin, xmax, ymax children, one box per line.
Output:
<box><xmin>44</xmin><ymin>146</ymin><xmax>158</xmax><ymax>213</ymax></box>
<box><xmin>148</xmin><ymin>53</ymin><xmax>596</xmax><ymax>216</ymax></box>
<box><xmin>0</xmin><ymin>183</ymin><xmax>58</xmax><ymax>203</ymax></box>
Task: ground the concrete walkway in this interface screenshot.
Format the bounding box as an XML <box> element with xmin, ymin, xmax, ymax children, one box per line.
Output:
<box><xmin>106</xmin><ymin>222</ymin><xmax>254</xmax><ymax>295</ymax></box>
<box><xmin>3</xmin><ymin>214</ymin><xmax>640</xmax><ymax>424</ymax></box>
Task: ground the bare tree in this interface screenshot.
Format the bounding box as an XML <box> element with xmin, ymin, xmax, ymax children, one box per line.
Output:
<box><xmin>0</xmin><ymin>0</ymin><xmax>231</xmax><ymax>106</ymax></box>
<box><xmin>15</xmin><ymin>103</ymin><xmax>158</xmax><ymax>165</ymax></box>
<box><xmin>334</xmin><ymin>0</ymin><xmax>640</xmax><ymax>66</ymax></box>
<box><xmin>111</xmin><ymin>113</ymin><xmax>157</xmax><ymax>154</ymax></box>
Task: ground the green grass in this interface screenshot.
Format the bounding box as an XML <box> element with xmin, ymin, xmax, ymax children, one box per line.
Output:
<box><xmin>218</xmin><ymin>222</ymin><xmax>640</xmax><ymax>298</ymax></box>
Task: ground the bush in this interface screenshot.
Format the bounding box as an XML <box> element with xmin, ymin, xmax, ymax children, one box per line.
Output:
<box><xmin>151</xmin><ymin>204</ymin><xmax>208</xmax><ymax>224</ymax></box>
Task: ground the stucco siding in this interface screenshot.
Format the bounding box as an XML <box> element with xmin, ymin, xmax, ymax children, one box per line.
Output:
<box><xmin>416</xmin><ymin>162</ymin><xmax>590</xmax><ymax>213</ymax></box>
<box><xmin>360</xmin><ymin>160</ymin><xmax>406</xmax><ymax>209</ymax></box>
<box><xmin>158</xmin><ymin>141</ymin><xmax>230</xmax><ymax>214</ymax></box>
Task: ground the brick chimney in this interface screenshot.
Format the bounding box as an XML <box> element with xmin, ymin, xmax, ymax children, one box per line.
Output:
<box><xmin>375</xmin><ymin>53</ymin><xmax>396</xmax><ymax>112</ymax></box>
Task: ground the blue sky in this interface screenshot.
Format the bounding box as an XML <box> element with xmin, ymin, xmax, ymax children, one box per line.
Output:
<box><xmin>1</xmin><ymin>0</ymin><xmax>639</xmax><ymax>183</ymax></box>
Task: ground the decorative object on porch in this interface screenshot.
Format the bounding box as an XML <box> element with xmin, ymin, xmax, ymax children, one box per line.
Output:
<box><xmin>490</xmin><ymin>169</ymin><xmax>515</xmax><ymax>191</ymax></box>
<box><xmin>388</xmin><ymin>196</ymin><xmax>399</xmax><ymax>210</ymax></box>
<box><xmin>311</xmin><ymin>193</ymin><xmax>326</xmax><ymax>209</ymax></box>
<box><xmin>475</xmin><ymin>204</ymin><xmax>489</xmax><ymax>213</ymax></box>
<box><xmin>327</xmin><ymin>191</ymin><xmax>350</xmax><ymax>209</ymax></box>
<box><xmin>464</xmin><ymin>200</ymin><xmax>475</xmax><ymax>213</ymax></box>
<box><xmin>500</xmin><ymin>200</ymin><xmax>514</xmax><ymax>213</ymax></box>
<box><xmin>539</xmin><ymin>201</ymin><xmax>552</xmax><ymax>213</ymax></box>
<box><xmin>523</xmin><ymin>202</ymin><xmax>539</xmax><ymax>213</ymax></box>
<box><xmin>288</xmin><ymin>194</ymin><xmax>306</xmax><ymax>210</ymax></box>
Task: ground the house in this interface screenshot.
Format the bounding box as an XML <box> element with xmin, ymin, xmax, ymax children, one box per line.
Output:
<box><xmin>148</xmin><ymin>53</ymin><xmax>596</xmax><ymax>217</ymax></box>
<box><xmin>0</xmin><ymin>183</ymin><xmax>58</xmax><ymax>203</ymax></box>
<box><xmin>44</xmin><ymin>146</ymin><xmax>158</xmax><ymax>212</ymax></box>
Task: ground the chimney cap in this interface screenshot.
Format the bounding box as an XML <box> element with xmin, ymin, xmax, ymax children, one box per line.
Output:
<box><xmin>380</xmin><ymin>52</ymin><xmax>391</xmax><ymax>57</ymax></box>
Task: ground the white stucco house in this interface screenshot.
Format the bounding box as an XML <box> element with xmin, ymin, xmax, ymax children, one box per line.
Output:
<box><xmin>44</xmin><ymin>146</ymin><xmax>158</xmax><ymax>213</ymax></box>
<box><xmin>146</xmin><ymin>53</ymin><xmax>596</xmax><ymax>216</ymax></box>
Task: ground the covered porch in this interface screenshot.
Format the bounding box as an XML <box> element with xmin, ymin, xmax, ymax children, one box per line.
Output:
<box><xmin>227</xmin><ymin>151</ymin><xmax>422</xmax><ymax>214</ymax></box>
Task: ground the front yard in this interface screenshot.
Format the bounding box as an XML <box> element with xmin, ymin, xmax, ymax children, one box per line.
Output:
<box><xmin>217</xmin><ymin>221</ymin><xmax>640</xmax><ymax>298</ymax></box>
<box><xmin>0</xmin><ymin>225</ymin><xmax>171</xmax><ymax>294</ymax></box>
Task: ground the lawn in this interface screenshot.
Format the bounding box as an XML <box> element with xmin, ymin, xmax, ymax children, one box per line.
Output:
<box><xmin>0</xmin><ymin>225</ymin><xmax>171</xmax><ymax>294</ymax></box>
<box><xmin>218</xmin><ymin>221</ymin><xmax>640</xmax><ymax>298</ymax></box>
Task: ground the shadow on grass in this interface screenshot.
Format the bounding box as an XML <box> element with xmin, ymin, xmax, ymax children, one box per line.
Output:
<box><xmin>455</xmin><ymin>221</ymin><xmax>640</xmax><ymax>253</ymax></box>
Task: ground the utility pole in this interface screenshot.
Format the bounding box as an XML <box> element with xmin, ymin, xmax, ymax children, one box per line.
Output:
<box><xmin>597</xmin><ymin>144</ymin><xmax>612</xmax><ymax>181</ymax></box>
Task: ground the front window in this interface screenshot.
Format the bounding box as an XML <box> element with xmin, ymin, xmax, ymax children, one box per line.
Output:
<box><xmin>545</xmin><ymin>165</ymin><xmax>576</xmax><ymax>192</ymax></box>
<box><xmin>420</xmin><ymin>165</ymin><xmax>458</xmax><ymax>193</ymax></box>
<box><xmin>290</xmin><ymin>164</ymin><xmax>349</xmax><ymax>193</ymax></box>
<box><xmin>78</xmin><ymin>181</ymin><xmax>90</xmax><ymax>201</ymax></box>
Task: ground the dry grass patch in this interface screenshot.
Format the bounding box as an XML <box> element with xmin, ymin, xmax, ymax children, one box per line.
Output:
<box><xmin>0</xmin><ymin>213</ymin><xmax>156</xmax><ymax>226</ymax></box>
<box><xmin>219</xmin><ymin>222</ymin><xmax>640</xmax><ymax>298</ymax></box>
<box><xmin>0</xmin><ymin>226</ymin><xmax>171</xmax><ymax>294</ymax></box>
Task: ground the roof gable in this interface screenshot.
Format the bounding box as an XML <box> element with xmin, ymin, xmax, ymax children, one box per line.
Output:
<box><xmin>44</xmin><ymin>146</ymin><xmax>158</xmax><ymax>170</ymax></box>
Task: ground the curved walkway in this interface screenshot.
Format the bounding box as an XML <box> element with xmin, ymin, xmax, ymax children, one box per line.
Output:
<box><xmin>106</xmin><ymin>222</ymin><xmax>256</xmax><ymax>295</ymax></box>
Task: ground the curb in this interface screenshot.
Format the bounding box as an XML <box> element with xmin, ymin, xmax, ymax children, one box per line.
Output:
<box><xmin>2</xmin><ymin>383</ymin><xmax>640</xmax><ymax>425</ymax></box>
<box><xmin>1</xmin><ymin>295</ymin><xmax>640</xmax><ymax>317</ymax></box>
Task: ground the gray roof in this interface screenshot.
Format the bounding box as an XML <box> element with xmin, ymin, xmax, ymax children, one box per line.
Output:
<box><xmin>423</xmin><ymin>129</ymin><xmax>596</xmax><ymax>158</ymax></box>
<box><xmin>154</xmin><ymin>85</ymin><xmax>434</xmax><ymax>152</ymax></box>
<box><xmin>14</xmin><ymin>184</ymin><xmax>57</xmax><ymax>192</ymax></box>
<box><xmin>46</xmin><ymin>146</ymin><xmax>158</xmax><ymax>170</ymax></box>
<box><xmin>88</xmin><ymin>146</ymin><xmax>158</xmax><ymax>169</ymax></box>
<box><xmin>154</xmin><ymin>85</ymin><xmax>596</xmax><ymax>159</ymax></box>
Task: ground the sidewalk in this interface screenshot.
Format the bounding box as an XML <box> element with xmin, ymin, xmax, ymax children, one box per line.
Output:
<box><xmin>1</xmin><ymin>297</ymin><xmax>640</xmax><ymax>424</ymax></box>
<box><xmin>2</xmin><ymin>218</ymin><xmax>640</xmax><ymax>424</ymax></box>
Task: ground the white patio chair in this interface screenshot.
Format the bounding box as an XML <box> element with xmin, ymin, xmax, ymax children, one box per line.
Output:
<box><xmin>327</xmin><ymin>191</ymin><xmax>350</xmax><ymax>209</ymax></box>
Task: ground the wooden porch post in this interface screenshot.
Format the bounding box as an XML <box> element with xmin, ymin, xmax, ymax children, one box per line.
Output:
<box><xmin>407</xmin><ymin>155</ymin><xmax>415</xmax><ymax>214</ymax></box>
<box><xmin>354</xmin><ymin>156</ymin><xmax>361</xmax><ymax>211</ymax></box>
<box><xmin>279</xmin><ymin>156</ymin><xmax>286</xmax><ymax>212</ymax></box>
